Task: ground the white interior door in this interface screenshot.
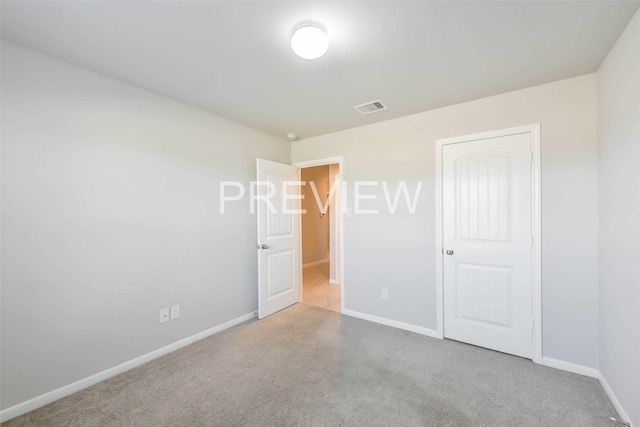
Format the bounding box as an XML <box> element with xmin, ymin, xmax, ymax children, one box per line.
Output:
<box><xmin>442</xmin><ymin>133</ymin><xmax>533</xmax><ymax>358</ymax></box>
<box><xmin>257</xmin><ymin>158</ymin><xmax>301</xmax><ymax>319</ymax></box>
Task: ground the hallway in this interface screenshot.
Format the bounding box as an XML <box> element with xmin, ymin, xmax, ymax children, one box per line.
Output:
<box><xmin>302</xmin><ymin>262</ymin><xmax>341</xmax><ymax>313</ymax></box>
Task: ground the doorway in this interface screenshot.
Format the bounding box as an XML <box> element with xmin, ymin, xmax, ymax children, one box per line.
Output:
<box><xmin>256</xmin><ymin>157</ymin><xmax>344</xmax><ymax>319</ymax></box>
<box><xmin>298</xmin><ymin>161</ymin><xmax>342</xmax><ymax>313</ymax></box>
<box><xmin>435</xmin><ymin>125</ymin><xmax>542</xmax><ymax>363</ymax></box>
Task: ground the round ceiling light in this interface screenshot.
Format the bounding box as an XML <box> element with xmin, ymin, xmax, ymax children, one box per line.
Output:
<box><xmin>290</xmin><ymin>21</ymin><xmax>329</xmax><ymax>60</ymax></box>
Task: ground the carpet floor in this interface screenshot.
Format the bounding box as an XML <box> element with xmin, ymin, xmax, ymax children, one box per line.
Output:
<box><xmin>3</xmin><ymin>304</ymin><xmax>617</xmax><ymax>426</ymax></box>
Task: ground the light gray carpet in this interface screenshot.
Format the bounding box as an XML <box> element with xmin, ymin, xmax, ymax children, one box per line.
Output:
<box><xmin>3</xmin><ymin>304</ymin><xmax>617</xmax><ymax>426</ymax></box>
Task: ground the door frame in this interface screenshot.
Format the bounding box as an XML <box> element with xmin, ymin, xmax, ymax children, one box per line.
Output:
<box><xmin>293</xmin><ymin>156</ymin><xmax>345</xmax><ymax>314</ymax></box>
<box><xmin>435</xmin><ymin>124</ymin><xmax>542</xmax><ymax>364</ymax></box>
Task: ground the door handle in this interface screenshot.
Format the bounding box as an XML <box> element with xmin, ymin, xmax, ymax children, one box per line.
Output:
<box><xmin>260</xmin><ymin>244</ymin><xmax>270</xmax><ymax>250</ymax></box>
<box><xmin>446</xmin><ymin>249</ymin><xmax>454</xmax><ymax>255</ymax></box>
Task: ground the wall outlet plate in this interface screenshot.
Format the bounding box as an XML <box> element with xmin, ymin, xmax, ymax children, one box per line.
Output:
<box><xmin>170</xmin><ymin>305</ymin><xmax>180</xmax><ymax>320</ymax></box>
<box><xmin>159</xmin><ymin>307</ymin><xmax>170</xmax><ymax>323</ymax></box>
<box><xmin>381</xmin><ymin>289</ymin><xmax>389</xmax><ymax>300</ymax></box>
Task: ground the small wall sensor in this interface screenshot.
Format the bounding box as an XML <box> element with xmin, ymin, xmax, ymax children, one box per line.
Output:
<box><xmin>286</xmin><ymin>133</ymin><xmax>297</xmax><ymax>141</ymax></box>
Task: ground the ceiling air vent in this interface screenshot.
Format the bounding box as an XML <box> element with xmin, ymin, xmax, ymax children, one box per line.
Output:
<box><xmin>353</xmin><ymin>100</ymin><xmax>388</xmax><ymax>115</ymax></box>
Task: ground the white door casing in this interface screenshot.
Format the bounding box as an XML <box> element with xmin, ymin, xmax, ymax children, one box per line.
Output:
<box><xmin>257</xmin><ymin>158</ymin><xmax>301</xmax><ymax>319</ymax></box>
<box><xmin>293</xmin><ymin>156</ymin><xmax>345</xmax><ymax>314</ymax></box>
<box><xmin>436</xmin><ymin>125</ymin><xmax>542</xmax><ymax>362</ymax></box>
<box><xmin>329</xmin><ymin>165</ymin><xmax>341</xmax><ymax>285</ymax></box>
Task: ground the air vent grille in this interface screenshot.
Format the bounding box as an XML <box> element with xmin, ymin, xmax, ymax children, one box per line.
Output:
<box><xmin>354</xmin><ymin>100</ymin><xmax>388</xmax><ymax>115</ymax></box>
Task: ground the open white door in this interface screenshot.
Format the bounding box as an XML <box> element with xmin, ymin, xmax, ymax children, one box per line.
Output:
<box><xmin>257</xmin><ymin>158</ymin><xmax>301</xmax><ymax>319</ymax></box>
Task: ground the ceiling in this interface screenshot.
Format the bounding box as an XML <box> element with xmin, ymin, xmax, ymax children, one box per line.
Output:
<box><xmin>2</xmin><ymin>1</ymin><xmax>638</xmax><ymax>140</ymax></box>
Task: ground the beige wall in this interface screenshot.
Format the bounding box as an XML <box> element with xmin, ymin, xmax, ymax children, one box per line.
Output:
<box><xmin>0</xmin><ymin>42</ymin><xmax>290</xmax><ymax>409</ymax></box>
<box><xmin>301</xmin><ymin>166</ymin><xmax>330</xmax><ymax>265</ymax></box>
<box><xmin>598</xmin><ymin>9</ymin><xmax>640</xmax><ymax>426</ymax></box>
<box><xmin>292</xmin><ymin>74</ymin><xmax>599</xmax><ymax>368</ymax></box>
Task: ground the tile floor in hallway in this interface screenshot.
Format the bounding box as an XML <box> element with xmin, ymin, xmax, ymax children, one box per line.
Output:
<box><xmin>302</xmin><ymin>262</ymin><xmax>341</xmax><ymax>313</ymax></box>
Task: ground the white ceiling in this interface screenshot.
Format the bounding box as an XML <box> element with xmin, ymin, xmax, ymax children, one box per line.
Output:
<box><xmin>2</xmin><ymin>1</ymin><xmax>638</xmax><ymax>139</ymax></box>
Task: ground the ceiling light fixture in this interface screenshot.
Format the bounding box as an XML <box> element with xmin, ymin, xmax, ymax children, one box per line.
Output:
<box><xmin>290</xmin><ymin>21</ymin><xmax>329</xmax><ymax>60</ymax></box>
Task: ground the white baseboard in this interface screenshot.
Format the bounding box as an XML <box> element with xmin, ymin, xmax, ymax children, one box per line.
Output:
<box><xmin>3</xmin><ymin>310</ymin><xmax>632</xmax><ymax>427</ymax></box>
<box><xmin>0</xmin><ymin>311</ymin><xmax>257</xmax><ymax>423</ymax></box>
<box><xmin>540</xmin><ymin>357</ymin><xmax>599</xmax><ymax>378</ymax></box>
<box><xmin>303</xmin><ymin>259</ymin><xmax>329</xmax><ymax>269</ymax></box>
<box><xmin>599</xmin><ymin>373</ymin><xmax>633</xmax><ymax>426</ymax></box>
<box><xmin>329</xmin><ymin>279</ymin><xmax>340</xmax><ymax>285</ymax></box>
<box><xmin>342</xmin><ymin>309</ymin><xmax>441</xmax><ymax>339</ymax></box>
<box><xmin>537</xmin><ymin>358</ymin><xmax>633</xmax><ymax>425</ymax></box>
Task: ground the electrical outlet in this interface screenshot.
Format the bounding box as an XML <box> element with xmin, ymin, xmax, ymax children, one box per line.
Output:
<box><xmin>170</xmin><ymin>304</ymin><xmax>180</xmax><ymax>320</ymax></box>
<box><xmin>159</xmin><ymin>307</ymin><xmax>170</xmax><ymax>323</ymax></box>
<box><xmin>381</xmin><ymin>288</ymin><xmax>389</xmax><ymax>300</ymax></box>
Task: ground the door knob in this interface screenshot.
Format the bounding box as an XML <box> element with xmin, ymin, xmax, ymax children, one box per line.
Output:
<box><xmin>260</xmin><ymin>244</ymin><xmax>269</xmax><ymax>250</ymax></box>
<box><xmin>446</xmin><ymin>249</ymin><xmax>454</xmax><ymax>255</ymax></box>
